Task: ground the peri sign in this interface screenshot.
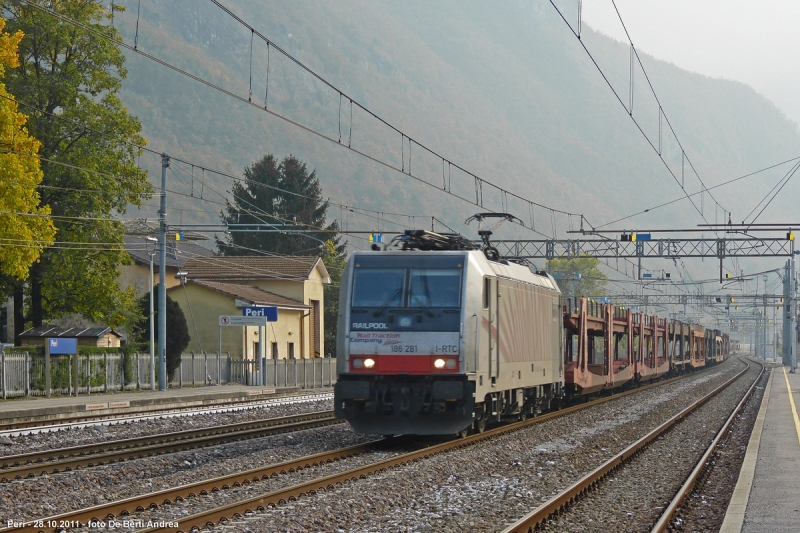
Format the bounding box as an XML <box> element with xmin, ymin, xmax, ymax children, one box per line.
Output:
<box><xmin>48</xmin><ymin>337</ymin><xmax>77</xmax><ymax>354</ymax></box>
<box><xmin>242</xmin><ymin>306</ymin><xmax>278</xmax><ymax>321</ymax></box>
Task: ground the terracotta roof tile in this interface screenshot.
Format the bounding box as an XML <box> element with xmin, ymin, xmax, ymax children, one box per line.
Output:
<box><xmin>182</xmin><ymin>256</ymin><xmax>321</xmax><ymax>281</ymax></box>
<box><xmin>189</xmin><ymin>280</ymin><xmax>310</xmax><ymax>309</ymax></box>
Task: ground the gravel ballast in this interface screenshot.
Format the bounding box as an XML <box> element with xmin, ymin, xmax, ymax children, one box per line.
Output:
<box><xmin>0</xmin><ymin>395</ymin><xmax>333</xmax><ymax>458</ymax></box>
<box><xmin>132</xmin><ymin>360</ymin><xmax>747</xmax><ymax>533</ymax></box>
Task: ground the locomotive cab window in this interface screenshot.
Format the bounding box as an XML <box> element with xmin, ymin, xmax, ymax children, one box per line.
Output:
<box><xmin>352</xmin><ymin>268</ymin><xmax>405</xmax><ymax>307</ymax></box>
<box><xmin>483</xmin><ymin>277</ymin><xmax>490</xmax><ymax>309</ymax></box>
<box><xmin>408</xmin><ymin>268</ymin><xmax>461</xmax><ymax>307</ymax></box>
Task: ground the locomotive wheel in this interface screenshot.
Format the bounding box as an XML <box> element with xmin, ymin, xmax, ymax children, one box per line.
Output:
<box><xmin>457</xmin><ymin>428</ymin><xmax>470</xmax><ymax>439</ymax></box>
<box><xmin>474</xmin><ymin>418</ymin><xmax>487</xmax><ymax>434</ymax></box>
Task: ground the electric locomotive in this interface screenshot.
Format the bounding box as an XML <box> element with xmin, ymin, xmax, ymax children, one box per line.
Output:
<box><xmin>334</xmin><ymin>227</ymin><xmax>564</xmax><ymax>436</ymax></box>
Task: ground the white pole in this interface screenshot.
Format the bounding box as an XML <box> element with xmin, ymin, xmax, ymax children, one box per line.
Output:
<box><xmin>791</xmin><ymin>238</ymin><xmax>797</xmax><ymax>372</ymax></box>
<box><xmin>258</xmin><ymin>325</ymin><xmax>264</xmax><ymax>386</ymax></box>
<box><xmin>149</xmin><ymin>246</ymin><xmax>156</xmax><ymax>390</ymax></box>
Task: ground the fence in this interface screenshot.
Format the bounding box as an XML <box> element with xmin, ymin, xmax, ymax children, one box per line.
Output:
<box><xmin>0</xmin><ymin>350</ymin><xmax>335</xmax><ymax>398</ymax></box>
<box><xmin>170</xmin><ymin>352</ymin><xmax>231</xmax><ymax>387</ymax></box>
<box><xmin>0</xmin><ymin>351</ymin><xmax>138</xmax><ymax>398</ymax></box>
<box><xmin>230</xmin><ymin>358</ymin><xmax>337</xmax><ymax>388</ymax></box>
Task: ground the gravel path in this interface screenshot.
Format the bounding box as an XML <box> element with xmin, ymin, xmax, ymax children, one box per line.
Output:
<box><xmin>145</xmin><ymin>359</ymin><xmax>746</xmax><ymax>533</ymax></box>
<box><xmin>0</xmin><ymin>396</ymin><xmax>333</xmax><ymax>458</ymax></box>
<box><xmin>537</xmin><ymin>359</ymin><xmax>762</xmax><ymax>532</ymax></box>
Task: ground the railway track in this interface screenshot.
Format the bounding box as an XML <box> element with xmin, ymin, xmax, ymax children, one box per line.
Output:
<box><xmin>0</xmin><ymin>410</ymin><xmax>339</xmax><ymax>481</ymax></box>
<box><xmin>0</xmin><ymin>369</ymin><xmax>708</xmax><ymax>533</ymax></box>
<box><xmin>500</xmin><ymin>357</ymin><xmax>762</xmax><ymax>533</ymax></box>
<box><xmin>0</xmin><ymin>393</ymin><xmax>333</xmax><ymax>436</ymax></box>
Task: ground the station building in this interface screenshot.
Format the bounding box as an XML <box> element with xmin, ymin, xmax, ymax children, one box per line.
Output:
<box><xmin>167</xmin><ymin>256</ymin><xmax>330</xmax><ymax>360</ymax></box>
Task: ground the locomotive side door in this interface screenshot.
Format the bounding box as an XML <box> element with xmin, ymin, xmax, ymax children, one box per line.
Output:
<box><xmin>488</xmin><ymin>276</ymin><xmax>499</xmax><ymax>381</ymax></box>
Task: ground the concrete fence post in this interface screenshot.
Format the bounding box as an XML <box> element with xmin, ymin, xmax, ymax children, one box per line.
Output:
<box><xmin>104</xmin><ymin>352</ymin><xmax>109</xmax><ymax>393</ymax></box>
<box><xmin>191</xmin><ymin>352</ymin><xmax>196</xmax><ymax>387</ymax></box>
<box><xmin>136</xmin><ymin>352</ymin><xmax>140</xmax><ymax>390</ymax></box>
<box><xmin>1</xmin><ymin>347</ymin><xmax>6</xmax><ymax>399</ymax></box>
<box><xmin>179</xmin><ymin>355</ymin><xmax>183</xmax><ymax>388</ymax></box>
<box><xmin>25</xmin><ymin>352</ymin><xmax>30</xmax><ymax>397</ymax></box>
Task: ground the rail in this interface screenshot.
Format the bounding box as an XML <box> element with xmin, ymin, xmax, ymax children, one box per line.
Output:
<box><xmin>650</xmin><ymin>359</ymin><xmax>765</xmax><ymax>532</ymax></box>
<box><xmin>500</xmin><ymin>358</ymin><xmax>759</xmax><ymax>533</ymax></box>
<box><xmin>4</xmin><ymin>370</ymin><xmax>695</xmax><ymax>533</ymax></box>
<box><xmin>0</xmin><ymin>411</ymin><xmax>339</xmax><ymax>481</ymax></box>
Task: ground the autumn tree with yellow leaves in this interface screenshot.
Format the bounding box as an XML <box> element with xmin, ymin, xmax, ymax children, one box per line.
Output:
<box><xmin>0</xmin><ymin>19</ymin><xmax>55</xmax><ymax>280</ymax></box>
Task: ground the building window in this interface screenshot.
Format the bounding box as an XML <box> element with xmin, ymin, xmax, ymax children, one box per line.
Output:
<box><xmin>288</xmin><ymin>342</ymin><xmax>295</xmax><ymax>359</ymax></box>
<box><xmin>271</xmin><ymin>342</ymin><xmax>278</xmax><ymax>360</ymax></box>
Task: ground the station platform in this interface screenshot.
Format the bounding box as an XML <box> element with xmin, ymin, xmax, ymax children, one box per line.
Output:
<box><xmin>0</xmin><ymin>385</ymin><xmax>318</xmax><ymax>425</ymax></box>
<box><xmin>722</xmin><ymin>363</ymin><xmax>800</xmax><ymax>532</ymax></box>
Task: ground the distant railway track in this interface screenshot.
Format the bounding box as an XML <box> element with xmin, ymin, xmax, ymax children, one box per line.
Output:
<box><xmin>0</xmin><ymin>393</ymin><xmax>333</xmax><ymax>436</ymax></box>
<box><xmin>500</xmin><ymin>357</ymin><xmax>761</xmax><ymax>533</ymax></box>
<box><xmin>0</xmin><ymin>410</ymin><xmax>339</xmax><ymax>481</ymax></box>
<box><xmin>0</xmin><ymin>367</ymin><xmax>710</xmax><ymax>533</ymax></box>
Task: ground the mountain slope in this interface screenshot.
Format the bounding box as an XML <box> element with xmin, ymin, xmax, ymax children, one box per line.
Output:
<box><xmin>114</xmin><ymin>0</ymin><xmax>800</xmax><ymax>246</ymax></box>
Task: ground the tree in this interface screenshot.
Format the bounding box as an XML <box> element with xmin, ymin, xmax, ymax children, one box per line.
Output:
<box><xmin>0</xmin><ymin>17</ymin><xmax>55</xmax><ymax>279</ymax></box>
<box><xmin>321</xmin><ymin>239</ymin><xmax>345</xmax><ymax>357</ymax></box>
<box><xmin>2</xmin><ymin>1</ymin><xmax>151</xmax><ymax>342</ymax></box>
<box><xmin>547</xmin><ymin>256</ymin><xmax>608</xmax><ymax>299</ymax></box>
<box><xmin>216</xmin><ymin>154</ymin><xmax>342</xmax><ymax>256</ymax></box>
<box><xmin>131</xmin><ymin>290</ymin><xmax>190</xmax><ymax>381</ymax></box>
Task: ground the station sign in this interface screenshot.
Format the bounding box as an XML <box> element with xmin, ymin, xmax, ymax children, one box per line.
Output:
<box><xmin>242</xmin><ymin>306</ymin><xmax>278</xmax><ymax>321</ymax></box>
<box><xmin>47</xmin><ymin>337</ymin><xmax>77</xmax><ymax>354</ymax></box>
<box><xmin>219</xmin><ymin>315</ymin><xmax>267</xmax><ymax>327</ymax></box>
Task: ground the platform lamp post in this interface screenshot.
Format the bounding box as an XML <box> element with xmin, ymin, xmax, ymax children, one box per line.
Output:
<box><xmin>146</xmin><ymin>236</ymin><xmax>158</xmax><ymax>390</ymax></box>
<box><xmin>791</xmin><ymin>236</ymin><xmax>797</xmax><ymax>373</ymax></box>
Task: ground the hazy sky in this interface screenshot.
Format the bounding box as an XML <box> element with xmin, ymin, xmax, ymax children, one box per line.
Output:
<box><xmin>581</xmin><ymin>0</ymin><xmax>800</xmax><ymax>127</ymax></box>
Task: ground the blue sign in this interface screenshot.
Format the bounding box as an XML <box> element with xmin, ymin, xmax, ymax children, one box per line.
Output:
<box><xmin>242</xmin><ymin>306</ymin><xmax>278</xmax><ymax>321</ymax></box>
<box><xmin>642</xmin><ymin>273</ymin><xmax>653</xmax><ymax>278</ymax></box>
<box><xmin>48</xmin><ymin>337</ymin><xmax>77</xmax><ymax>354</ymax></box>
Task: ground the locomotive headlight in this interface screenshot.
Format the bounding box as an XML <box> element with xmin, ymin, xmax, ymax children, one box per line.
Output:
<box><xmin>363</xmin><ymin>358</ymin><xmax>376</xmax><ymax>369</ymax></box>
<box><xmin>352</xmin><ymin>358</ymin><xmax>364</xmax><ymax>369</ymax></box>
<box><xmin>434</xmin><ymin>358</ymin><xmax>446</xmax><ymax>369</ymax></box>
<box><xmin>398</xmin><ymin>316</ymin><xmax>413</xmax><ymax>328</ymax></box>
<box><xmin>445</xmin><ymin>358</ymin><xmax>457</xmax><ymax>369</ymax></box>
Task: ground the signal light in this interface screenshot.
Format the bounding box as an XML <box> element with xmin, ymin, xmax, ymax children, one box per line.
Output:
<box><xmin>788</xmin><ymin>232</ymin><xmax>795</xmax><ymax>241</ymax></box>
<box><xmin>730</xmin><ymin>297</ymin><xmax>735</xmax><ymax>303</ymax></box>
<box><xmin>726</xmin><ymin>273</ymin><xmax>731</xmax><ymax>279</ymax></box>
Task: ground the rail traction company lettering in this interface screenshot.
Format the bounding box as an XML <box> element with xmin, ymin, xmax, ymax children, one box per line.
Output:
<box><xmin>352</xmin><ymin>332</ymin><xmax>401</xmax><ymax>343</ymax></box>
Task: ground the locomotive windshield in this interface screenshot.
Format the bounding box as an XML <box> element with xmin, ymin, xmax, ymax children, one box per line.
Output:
<box><xmin>351</xmin><ymin>268</ymin><xmax>405</xmax><ymax>307</ymax></box>
<box><xmin>408</xmin><ymin>269</ymin><xmax>461</xmax><ymax>307</ymax></box>
<box><xmin>351</xmin><ymin>267</ymin><xmax>462</xmax><ymax>308</ymax></box>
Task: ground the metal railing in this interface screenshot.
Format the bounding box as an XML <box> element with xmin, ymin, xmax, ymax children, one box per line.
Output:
<box><xmin>229</xmin><ymin>358</ymin><xmax>337</xmax><ymax>388</ymax></box>
<box><xmin>0</xmin><ymin>349</ymin><xmax>336</xmax><ymax>398</ymax></box>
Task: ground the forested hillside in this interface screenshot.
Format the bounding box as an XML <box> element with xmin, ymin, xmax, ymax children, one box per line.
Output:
<box><xmin>114</xmin><ymin>0</ymin><xmax>800</xmax><ymax>246</ymax></box>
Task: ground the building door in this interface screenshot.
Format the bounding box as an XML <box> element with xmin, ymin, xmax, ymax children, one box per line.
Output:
<box><xmin>310</xmin><ymin>300</ymin><xmax>321</xmax><ymax>357</ymax></box>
